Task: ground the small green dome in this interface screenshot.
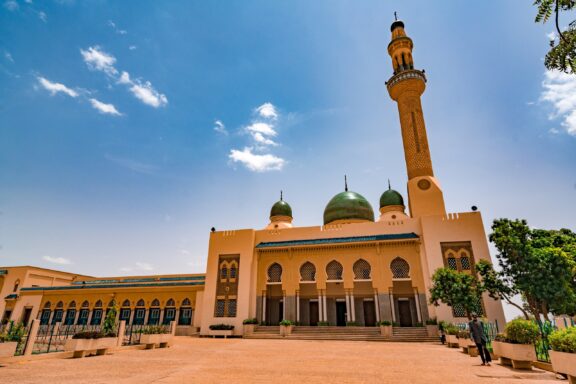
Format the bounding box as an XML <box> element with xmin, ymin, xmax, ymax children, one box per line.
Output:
<box><xmin>380</xmin><ymin>189</ymin><xmax>404</xmax><ymax>208</ymax></box>
<box><xmin>270</xmin><ymin>199</ymin><xmax>292</xmax><ymax>218</ymax></box>
<box><xmin>323</xmin><ymin>191</ymin><xmax>375</xmax><ymax>225</ymax></box>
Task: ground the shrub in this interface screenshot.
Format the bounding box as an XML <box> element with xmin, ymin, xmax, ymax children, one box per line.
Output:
<box><xmin>346</xmin><ymin>321</ymin><xmax>358</xmax><ymax>327</ymax></box>
<box><xmin>549</xmin><ymin>327</ymin><xmax>576</xmax><ymax>353</ymax></box>
<box><xmin>444</xmin><ymin>324</ymin><xmax>459</xmax><ymax>335</ymax></box>
<box><xmin>425</xmin><ymin>317</ymin><xmax>438</xmax><ymax>325</ymax></box>
<box><xmin>0</xmin><ymin>321</ymin><xmax>25</xmax><ymax>343</ymax></box>
<box><xmin>415</xmin><ymin>322</ymin><xmax>424</xmax><ymax>327</ymax></box>
<box><xmin>243</xmin><ymin>318</ymin><xmax>258</xmax><ymax>325</ymax></box>
<box><xmin>279</xmin><ymin>319</ymin><xmax>293</xmax><ymax>326</ymax></box>
<box><xmin>317</xmin><ymin>321</ymin><xmax>330</xmax><ymax>326</ymax></box>
<box><xmin>457</xmin><ymin>330</ymin><xmax>470</xmax><ymax>339</ymax></box>
<box><xmin>494</xmin><ymin>333</ymin><xmax>507</xmax><ymax>342</ymax></box>
<box><xmin>504</xmin><ymin>319</ymin><xmax>540</xmax><ymax>345</ymax></box>
<box><xmin>209</xmin><ymin>324</ymin><xmax>234</xmax><ymax>330</ymax></box>
<box><xmin>140</xmin><ymin>325</ymin><xmax>168</xmax><ymax>335</ymax></box>
<box><xmin>377</xmin><ymin>320</ymin><xmax>392</xmax><ymax>326</ymax></box>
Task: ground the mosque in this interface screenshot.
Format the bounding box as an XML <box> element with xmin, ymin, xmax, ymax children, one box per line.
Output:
<box><xmin>0</xmin><ymin>19</ymin><xmax>506</xmax><ymax>337</ymax></box>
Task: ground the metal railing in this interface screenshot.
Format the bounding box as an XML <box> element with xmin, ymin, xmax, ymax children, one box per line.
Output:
<box><xmin>32</xmin><ymin>323</ymin><xmax>104</xmax><ymax>354</ymax></box>
<box><xmin>123</xmin><ymin>324</ymin><xmax>171</xmax><ymax>346</ymax></box>
<box><xmin>454</xmin><ymin>321</ymin><xmax>499</xmax><ymax>352</ymax></box>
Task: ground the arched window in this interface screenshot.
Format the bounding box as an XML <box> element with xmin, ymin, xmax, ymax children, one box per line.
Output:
<box><xmin>122</xmin><ymin>299</ymin><xmax>130</xmax><ymax>307</ymax></box>
<box><xmin>151</xmin><ymin>299</ymin><xmax>160</xmax><ymax>307</ymax></box>
<box><xmin>447</xmin><ymin>257</ymin><xmax>457</xmax><ymax>270</ymax></box>
<box><xmin>353</xmin><ymin>259</ymin><xmax>371</xmax><ymax>280</ymax></box>
<box><xmin>220</xmin><ymin>261</ymin><xmax>228</xmax><ymax>280</ymax></box>
<box><xmin>326</xmin><ymin>260</ymin><xmax>343</xmax><ymax>280</ymax></box>
<box><xmin>136</xmin><ymin>299</ymin><xmax>145</xmax><ymax>307</ymax></box>
<box><xmin>81</xmin><ymin>300</ymin><xmax>89</xmax><ymax>308</ymax></box>
<box><xmin>460</xmin><ymin>256</ymin><xmax>471</xmax><ymax>270</ymax></box>
<box><xmin>94</xmin><ymin>300</ymin><xmax>103</xmax><ymax>308</ymax></box>
<box><xmin>267</xmin><ymin>263</ymin><xmax>282</xmax><ymax>283</ymax></box>
<box><xmin>229</xmin><ymin>261</ymin><xmax>238</xmax><ymax>279</ymax></box>
<box><xmin>181</xmin><ymin>298</ymin><xmax>191</xmax><ymax>306</ymax></box>
<box><xmin>43</xmin><ymin>301</ymin><xmax>51</xmax><ymax>309</ymax></box>
<box><xmin>68</xmin><ymin>301</ymin><xmax>76</xmax><ymax>308</ymax></box>
<box><xmin>108</xmin><ymin>300</ymin><xmax>115</xmax><ymax>308</ymax></box>
<box><xmin>391</xmin><ymin>257</ymin><xmax>410</xmax><ymax>279</ymax></box>
<box><xmin>56</xmin><ymin>301</ymin><xmax>64</xmax><ymax>308</ymax></box>
<box><xmin>300</xmin><ymin>262</ymin><xmax>316</xmax><ymax>282</ymax></box>
<box><xmin>13</xmin><ymin>279</ymin><xmax>20</xmax><ymax>292</ymax></box>
<box><xmin>166</xmin><ymin>298</ymin><xmax>175</xmax><ymax>307</ymax></box>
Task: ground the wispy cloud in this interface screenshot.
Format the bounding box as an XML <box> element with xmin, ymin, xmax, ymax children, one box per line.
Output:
<box><xmin>252</xmin><ymin>132</ymin><xmax>277</xmax><ymax>146</ymax></box>
<box><xmin>129</xmin><ymin>81</ymin><xmax>168</xmax><ymax>108</ymax></box>
<box><xmin>81</xmin><ymin>46</ymin><xmax>118</xmax><ymax>76</ymax></box>
<box><xmin>246</xmin><ymin>122</ymin><xmax>276</xmax><ymax>137</ymax></box>
<box><xmin>108</xmin><ymin>20</ymin><xmax>127</xmax><ymax>35</ymax></box>
<box><xmin>3</xmin><ymin>1</ymin><xmax>19</xmax><ymax>11</ymax></box>
<box><xmin>37</xmin><ymin>10</ymin><xmax>47</xmax><ymax>22</ymax></box>
<box><xmin>229</xmin><ymin>147</ymin><xmax>285</xmax><ymax>172</ymax></box>
<box><xmin>4</xmin><ymin>51</ymin><xmax>14</xmax><ymax>63</ymax></box>
<box><xmin>43</xmin><ymin>255</ymin><xmax>71</xmax><ymax>265</ymax></box>
<box><xmin>214</xmin><ymin>120</ymin><xmax>228</xmax><ymax>135</ymax></box>
<box><xmin>104</xmin><ymin>153</ymin><xmax>159</xmax><ymax>174</ymax></box>
<box><xmin>540</xmin><ymin>70</ymin><xmax>576</xmax><ymax>136</ymax></box>
<box><xmin>37</xmin><ymin>76</ymin><xmax>78</xmax><ymax>97</ymax></box>
<box><xmin>128</xmin><ymin>45</ymin><xmax>137</xmax><ymax>51</ymax></box>
<box><xmin>89</xmin><ymin>98</ymin><xmax>121</xmax><ymax>115</ymax></box>
<box><xmin>255</xmin><ymin>102</ymin><xmax>278</xmax><ymax>120</ymax></box>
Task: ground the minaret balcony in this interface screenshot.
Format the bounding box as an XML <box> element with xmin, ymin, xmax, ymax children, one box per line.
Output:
<box><xmin>386</xmin><ymin>69</ymin><xmax>427</xmax><ymax>91</ymax></box>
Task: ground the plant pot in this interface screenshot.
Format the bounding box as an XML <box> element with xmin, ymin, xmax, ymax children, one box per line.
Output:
<box><xmin>209</xmin><ymin>329</ymin><xmax>233</xmax><ymax>338</ymax></box>
<box><xmin>492</xmin><ymin>341</ymin><xmax>536</xmax><ymax>370</ymax></box>
<box><xmin>446</xmin><ymin>335</ymin><xmax>459</xmax><ymax>348</ymax></box>
<box><xmin>280</xmin><ymin>325</ymin><xmax>293</xmax><ymax>337</ymax></box>
<box><xmin>243</xmin><ymin>324</ymin><xmax>255</xmax><ymax>335</ymax></box>
<box><xmin>379</xmin><ymin>325</ymin><xmax>392</xmax><ymax>338</ymax></box>
<box><xmin>140</xmin><ymin>333</ymin><xmax>173</xmax><ymax>348</ymax></box>
<box><xmin>64</xmin><ymin>337</ymin><xmax>116</xmax><ymax>358</ymax></box>
<box><xmin>0</xmin><ymin>342</ymin><xmax>18</xmax><ymax>357</ymax></box>
<box><xmin>426</xmin><ymin>325</ymin><xmax>438</xmax><ymax>337</ymax></box>
<box><xmin>550</xmin><ymin>350</ymin><xmax>576</xmax><ymax>384</ymax></box>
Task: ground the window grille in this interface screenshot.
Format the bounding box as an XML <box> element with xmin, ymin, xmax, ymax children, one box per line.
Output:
<box><xmin>215</xmin><ymin>300</ymin><xmax>226</xmax><ymax>317</ymax></box>
<box><xmin>267</xmin><ymin>263</ymin><xmax>282</xmax><ymax>283</ymax></box>
<box><xmin>391</xmin><ymin>257</ymin><xmax>410</xmax><ymax>278</ymax></box>
<box><xmin>300</xmin><ymin>262</ymin><xmax>316</xmax><ymax>281</ymax></box>
<box><xmin>182</xmin><ymin>298</ymin><xmax>191</xmax><ymax>306</ymax></box>
<box><xmin>179</xmin><ymin>308</ymin><xmax>192</xmax><ymax>325</ymax></box>
<box><xmin>228</xmin><ymin>299</ymin><xmax>237</xmax><ymax>317</ymax></box>
<box><xmin>326</xmin><ymin>260</ymin><xmax>343</xmax><ymax>280</ymax></box>
<box><xmin>447</xmin><ymin>257</ymin><xmax>457</xmax><ymax>270</ymax></box>
<box><xmin>151</xmin><ymin>299</ymin><xmax>160</xmax><ymax>307</ymax></box>
<box><xmin>220</xmin><ymin>266</ymin><xmax>228</xmax><ymax>280</ymax></box>
<box><xmin>90</xmin><ymin>309</ymin><xmax>103</xmax><ymax>325</ymax></box>
<box><xmin>77</xmin><ymin>309</ymin><xmax>89</xmax><ymax>325</ymax></box>
<box><xmin>452</xmin><ymin>304</ymin><xmax>466</xmax><ymax>318</ymax></box>
<box><xmin>94</xmin><ymin>300</ymin><xmax>102</xmax><ymax>308</ymax></box>
<box><xmin>148</xmin><ymin>308</ymin><xmax>160</xmax><ymax>325</ymax></box>
<box><xmin>56</xmin><ymin>301</ymin><xmax>63</xmax><ymax>308</ymax></box>
<box><xmin>163</xmin><ymin>308</ymin><xmax>176</xmax><ymax>325</ymax></box>
<box><xmin>136</xmin><ymin>299</ymin><xmax>145</xmax><ymax>307</ymax></box>
<box><xmin>64</xmin><ymin>309</ymin><xmax>76</xmax><ymax>325</ymax></box>
<box><xmin>353</xmin><ymin>259</ymin><xmax>371</xmax><ymax>280</ymax></box>
<box><xmin>120</xmin><ymin>308</ymin><xmax>131</xmax><ymax>322</ymax></box>
<box><xmin>40</xmin><ymin>309</ymin><xmax>51</xmax><ymax>325</ymax></box>
<box><xmin>81</xmin><ymin>300</ymin><xmax>89</xmax><ymax>308</ymax></box>
<box><xmin>166</xmin><ymin>298</ymin><xmax>175</xmax><ymax>307</ymax></box>
<box><xmin>229</xmin><ymin>265</ymin><xmax>237</xmax><ymax>279</ymax></box>
<box><xmin>133</xmin><ymin>308</ymin><xmax>145</xmax><ymax>325</ymax></box>
<box><xmin>68</xmin><ymin>301</ymin><xmax>76</xmax><ymax>308</ymax></box>
<box><xmin>460</xmin><ymin>256</ymin><xmax>471</xmax><ymax>270</ymax></box>
<box><xmin>52</xmin><ymin>309</ymin><xmax>63</xmax><ymax>325</ymax></box>
<box><xmin>43</xmin><ymin>301</ymin><xmax>51</xmax><ymax>309</ymax></box>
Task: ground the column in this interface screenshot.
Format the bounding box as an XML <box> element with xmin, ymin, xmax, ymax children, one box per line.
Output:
<box><xmin>390</xmin><ymin>293</ymin><xmax>396</xmax><ymax>322</ymax></box>
<box><xmin>296</xmin><ymin>292</ymin><xmax>300</xmax><ymax>323</ymax></box>
<box><xmin>345</xmin><ymin>291</ymin><xmax>351</xmax><ymax>322</ymax></box>
<box><xmin>262</xmin><ymin>294</ymin><xmax>267</xmax><ymax>323</ymax></box>
<box><xmin>374</xmin><ymin>291</ymin><xmax>381</xmax><ymax>323</ymax></box>
<box><xmin>322</xmin><ymin>292</ymin><xmax>327</xmax><ymax>323</ymax></box>
<box><xmin>160</xmin><ymin>309</ymin><xmax>165</xmax><ymax>325</ymax></box>
<box><xmin>86</xmin><ymin>310</ymin><xmax>92</xmax><ymax>326</ymax></box>
<box><xmin>129</xmin><ymin>309</ymin><xmax>136</xmax><ymax>326</ymax></box>
<box><xmin>414</xmin><ymin>289</ymin><xmax>422</xmax><ymax>323</ymax></box>
<box><xmin>144</xmin><ymin>308</ymin><xmax>150</xmax><ymax>325</ymax></box>
<box><xmin>350</xmin><ymin>292</ymin><xmax>356</xmax><ymax>322</ymax></box>
<box><xmin>318</xmin><ymin>292</ymin><xmax>323</xmax><ymax>322</ymax></box>
<box><xmin>282</xmin><ymin>292</ymin><xmax>286</xmax><ymax>320</ymax></box>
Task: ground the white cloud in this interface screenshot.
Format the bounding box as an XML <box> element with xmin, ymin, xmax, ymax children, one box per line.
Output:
<box><xmin>4</xmin><ymin>51</ymin><xmax>13</xmax><ymax>63</ymax></box>
<box><xmin>252</xmin><ymin>132</ymin><xmax>278</xmax><ymax>146</ymax></box>
<box><xmin>38</xmin><ymin>11</ymin><xmax>47</xmax><ymax>22</ymax></box>
<box><xmin>541</xmin><ymin>70</ymin><xmax>576</xmax><ymax>136</ymax></box>
<box><xmin>37</xmin><ymin>76</ymin><xmax>78</xmax><ymax>97</ymax></box>
<box><xmin>3</xmin><ymin>1</ymin><xmax>18</xmax><ymax>11</ymax></box>
<box><xmin>118</xmin><ymin>71</ymin><xmax>131</xmax><ymax>84</ymax></box>
<box><xmin>229</xmin><ymin>147</ymin><xmax>285</xmax><ymax>172</ymax></box>
<box><xmin>128</xmin><ymin>45</ymin><xmax>137</xmax><ymax>51</ymax></box>
<box><xmin>214</xmin><ymin>120</ymin><xmax>227</xmax><ymax>135</ymax></box>
<box><xmin>108</xmin><ymin>20</ymin><xmax>127</xmax><ymax>35</ymax></box>
<box><xmin>43</xmin><ymin>255</ymin><xmax>71</xmax><ymax>265</ymax></box>
<box><xmin>129</xmin><ymin>81</ymin><xmax>168</xmax><ymax>108</ymax></box>
<box><xmin>245</xmin><ymin>122</ymin><xmax>276</xmax><ymax>137</ymax></box>
<box><xmin>255</xmin><ymin>102</ymin><xmax>278</xmax><ymax>120</ymax></box>
<box><xmin>89</xmin><ymin>98</ymin><xmax>121</xmax><ymax>115</ymax></box>
<box><xmin>547</xmin><ymin>32</ymin><xmax>557</xmax><ymax>41</ymax></box>
<box><xmin>80</xmin><ymin>46</ymin><xmax>118</xmax><ymax>76</ymax></box>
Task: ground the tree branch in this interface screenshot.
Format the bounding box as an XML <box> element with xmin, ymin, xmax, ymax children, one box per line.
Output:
<box><xmin>556</xmin><ymin>0</ymin><xmax>568</xmax><ymax>43</ymax></box>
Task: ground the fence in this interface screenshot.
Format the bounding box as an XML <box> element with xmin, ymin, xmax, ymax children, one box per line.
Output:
<box><xmin>31</xmin><ymin>324</ymin><xmax>104</xmax><ymax>354</ymax></box>
<box><xmin>454</xmin><ymin>321</ymin><xmax>499</xmax><ymax>352</ymax></box>
<box><xmin>123</xmin><ymin>324</ymin><xmax>171</xmax><ymax>346</ymax></box>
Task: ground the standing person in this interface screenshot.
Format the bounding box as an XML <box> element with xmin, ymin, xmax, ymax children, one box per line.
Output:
<box><xmin>439</xmin><ymin>321</ymin><xmax>446</xmax><ymax>344</ymax></box>
<box><xmin>469</xmin><ymin>313</ymin><xmax>492</xmax><ymax>366</ymax></box>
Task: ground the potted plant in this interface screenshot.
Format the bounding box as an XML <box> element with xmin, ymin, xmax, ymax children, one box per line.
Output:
<box><xmin>242</xmin><ymin>318</ymin><xmax>258</xmax><ymax>335</ymax></box>
<box><xmin>65</xmin><ymin>304</ymin><xmax>118</xmax><ymax>358</ymax></box>
<box><xmin>444</xmin><ymin>324</ymin><xmax>460</xmax><ymax>348</ymax></box>
<box><xmin>491</xmin><ymin>319</ymin><xmax>539</xmax><ymax>370</ymax></box>
<box><xmin>0</xmin><ymin>321</ymin><xmax>24</xmax><ymax>357</ymax></box>
<box><xmin>140</xmin><ymin>325</ymin><xmax>173</xmax><ymax>349</ymax></box>
<box><xmin>425</xmin><ymin>318</ymin><xmax>439</xmax><ymax>337</ymax></box>
<box><xmin>279</xmin><ymin>319</ymin><xmax>293</xmax><ymax>337</ymax></box>
<box><xmin>378</xmin><ymin>320</ymin><xmax>392</xmax><ymax>338</ymax></box>
<box><xmin>208</xmin><ymin>324</ymin><xmax>234</xmax><ymax>338</ymax></box>
<box><xmin>548</xmin><ymin>326</ymin><xmax>576</xmax><ymax>383</ymax></box>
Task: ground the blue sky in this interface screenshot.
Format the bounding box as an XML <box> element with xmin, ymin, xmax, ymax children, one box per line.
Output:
<box><xmin>1</xmin><ymin>0</ymin><xmax>575</xmax><ymax>288</ymax></box>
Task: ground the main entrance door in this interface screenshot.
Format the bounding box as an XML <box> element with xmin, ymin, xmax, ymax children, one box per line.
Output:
<box><xmin>336</xmin><ymin>302</ymin><xmax>346</xmax><ymax>326</ymax></box>
<box><xmin>309</xmin><ymin>301</ymin><xmax>319</xmax><ymax>326</ymax></box>
<box><xmin>398</xmin><ymin>300</ymin><xmax>412</xmax><ymax>327</ymax></box>
<box><xmin>363</xmin><ymin>301</ymin><xmax>376</xmax><ymax>326</ymax></box>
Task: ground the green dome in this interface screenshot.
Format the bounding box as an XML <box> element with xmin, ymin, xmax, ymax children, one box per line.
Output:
<box><xmin>270</xmin><ymin>199</ymin><xmax>292</xmax><ymax>218</ymax></box>
<box><xmin>323</xmin><ymin>191</ymin><xmax>375</xmax><ymax>225</ymax></box>
<box><xmin>379</xmin><ymin>189</ymin><xmax>404</xmax><ymax>208</ymax></box>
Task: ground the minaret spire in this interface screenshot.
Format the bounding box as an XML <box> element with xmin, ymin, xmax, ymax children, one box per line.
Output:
<box><xmin>344</xmin><ymin>175</ymin><xmax>348</xmax><ymax>192</ymax></box>
<box><xmin>394</xmin><ymin>11</ymin><xmax>398</xmax><ymax>21</ymax></box>
<box><xmin>388</xmin><ymin>179</ymin><xmax>391</xmax><ymax>190</ymax></box>
<box><xmin>280</xmin><ymin>190</ymin><xmax>283</xmax><ymax>201</ymax></box>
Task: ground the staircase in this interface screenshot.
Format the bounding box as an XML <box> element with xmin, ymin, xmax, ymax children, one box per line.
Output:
<box><xmin>244</xmin><ymin>326</ymin><xmax>282</xmax><ymax>339</ymax></box>
<box><xmin>391</xmin><ymin>327</ymin><xmax>438</xmax><ymax>342</ymax></box>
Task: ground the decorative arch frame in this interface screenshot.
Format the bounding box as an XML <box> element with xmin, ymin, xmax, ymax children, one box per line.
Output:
<box><xmin>136</xmin><ymin>299</ymin><xmax>145</xmax><ymax>307</ymax></box>
<box><xmin>299</xmin><ymin>261</ymin><xmax>316</xmax><ymax>282</ymax></box>
<box><xmin>267</xmin><ymin>262</ymin><xmax>283</xmax><ymax>283</ymax></box>
<box><xmin>326</xmin><ymin>260</ymin><xmax>343</xmax><ymax>281</ymax></box>
<box><xmin>353</xmin><ymin>259</ymin><xmax>371</xmax><ymax>280</ymax></box>
<box><xmin>390</xmin><ymin>257</ymin><xmax>410</xmax><ymax>279</ymax></box>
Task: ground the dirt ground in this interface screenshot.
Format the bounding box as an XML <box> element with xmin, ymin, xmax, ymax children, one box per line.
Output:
<box><xmin>0</xmin><ymin>337</ymin><xmax>561</xmax><ymax>384</ymax></box>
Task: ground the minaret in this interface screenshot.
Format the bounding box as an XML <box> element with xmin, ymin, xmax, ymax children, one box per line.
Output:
<box><xmin>386</xmin><ymin>17</ymin><xmax>446</xmax><ymax>217</ymax></box>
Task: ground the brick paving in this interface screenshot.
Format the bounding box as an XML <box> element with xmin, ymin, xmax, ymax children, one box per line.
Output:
<box><xmin>0</xmin><ymin>337</ymin><xmax>561</xmax><ymax>384</ymax></box>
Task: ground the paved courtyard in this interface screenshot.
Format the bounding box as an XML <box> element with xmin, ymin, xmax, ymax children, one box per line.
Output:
<box><xmin>0</xmin><ymin>337</ymin><xmax>561</xmax><ymax>384</ymax></box>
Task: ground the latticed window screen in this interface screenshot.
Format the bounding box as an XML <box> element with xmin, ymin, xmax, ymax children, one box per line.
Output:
<box><xmin>215</xmin><ymin>300</ymin><xmax>226</xmax><ymax>317</ymax></box>
<box><xmin>460</xmin><ymin>256</ymin><xmax>471</xmax><ymax>270</ymax></box>
<box><xmin>182</xmin><ymin>298</ymin><xmax>191</xmax><ymax>306</ymax></box>
<box><xmin>353</xmin><ymin>259</ymin><xmax>371</xmax><ymax>279</ymax></box>
<box><xmin>57</xmin><ymin>301</ymin><xmax>63</xmax><ymax>308</ymax></box>
<box><xmin>81</xmin><ymin>300</ymin><xmax>89</xmax><ymax>308</ymax></box>
<box><xmin>229</xmin><ymin>265</ymin><xmax>237</xmax><ymax>279</ymax></box>
<box><xmin>166</xmin><ymin>298</ymin><xmax>175</xmax><ymax>307</ymax></box>
<box><xmin>390</xmin><ymin>257</ymin><xmax>410</xmax><ymax>278</ymax></box>
<box><xmin>228</xmin><ymin>299</ymin><xmax>237</xmax><ymax>317</ymax></box>
<box><xmin>69</xmin><ymin>301</ymin><xmax>76</xmax><ymax>308</ymax></box>
<box><xmin>151</xmin><ymin>299</ymin><xmax>160</xmax><ymax>307</ymax></box>
<box><xmin>94</xmin><ymin>300</ymin><xmax>102</xmax><ymax>308</ymax></box>
<box><xmin>44</xmin><ymin>301</ymin><xmax>51</xmax><ymax>309</ymax></box>
<box><xmin>136</xmin><ymin>299</ymin><xmax>145</xmax><ymax>307</ymax></box>
<box><xmin>300</xmin><ymin>262</ymin><xmax>316</xmax><ymax>281</ymax></box>
<box><xmin>267</xmin><ymin>263</ymin><xmax>283</xmax><ymax>283</ymax></box>
<box><xmin>452</xmin><ymin>297</ymin><xmax>484</xmax><ymax>318</ymax></box>
<box><xmin>326</xmin><ymin>260</ymin><xmax>343</xmax><ymax>280</ymax></box>
<box><xmin>220</xmin><ymin>266</ymin><xmax>228</xmax><ymax>280</ymax></box>
<box><xmin>122</xmin><ymin>299</ymin><xmax>130</xmax><ymax>307</ymax></box>
<box><xmin>447</xmin><ymin>257</ymin><xmax>457</xmax><ymax>270</ymax></box>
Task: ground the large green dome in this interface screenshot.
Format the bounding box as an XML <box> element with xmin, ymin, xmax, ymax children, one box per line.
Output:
<box><xmin>323</xmin><ymin>191</ymin><xmax>375</xmax><ymax>225</ymax></box>
<box><xmin>270</xmin><ymin>199</ymin><xmax>292</xmax><ymax>218</ymax></box>
<box><xmin>379</xmin><ymin>189</ymin><xmax>404</xmax><ymax>208</ymax></box>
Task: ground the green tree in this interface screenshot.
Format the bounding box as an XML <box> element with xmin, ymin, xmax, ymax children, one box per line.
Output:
<box><xmin>429</xmin><ymin>268</ymin><xmax>484</xmax><ymax>319</ymax></box>
<box><xmin>534</xmin><ymin>0</ymin><xmax>576</xmax><ymax>73</ymax></box>
<box><xmin>489</xmin><ymin>219</ymin><xmax>576</xmax><ymax>320</ymax></box>
<box><xmin>102</xmin><ymin>301</ymin><xmax>118</xmax><ymax>335</ymax></box>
